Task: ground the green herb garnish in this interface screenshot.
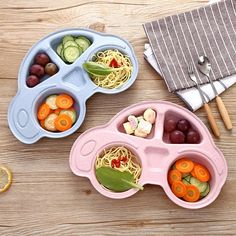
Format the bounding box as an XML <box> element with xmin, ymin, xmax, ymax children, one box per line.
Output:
<box><xmin>95</xmin><ymin>167</ymin><xmax>144</xmax><ymax>192</ymax></box>
<box><xmin>83</xmin><ymin>61</ymin><xmax>119</xmax><ymax>76</ymax></box>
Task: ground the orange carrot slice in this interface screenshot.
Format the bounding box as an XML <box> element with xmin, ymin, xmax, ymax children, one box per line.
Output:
<box><xmin>56</xmin><ymin>94</ymin><xmax>73</xmax><ymax>109</ymax></box>
<box><xmin>183</xmin><ymin>185</ymin><xmax>200</xmax><ymax>202</ymax></box>
<box><xmin>40</xmin><ymin>119</ymin><xmax>46</xmax><ymax>129</ymax></box>
<box><xmin>55</xmin><ymin>114</ymin><xmax>72</xmax><ymax>131</ymax></box>
<box><xmin>194</xmin><ymin>164</ymin><xmax>210</xmax><ymax>182</ymax></box>
<box><xmin>37</xmin><ymin>103</ymin><xmax>51</xmax><ymax>120</ymax></box>
<box><xmin>171</xmin><ymin>181</ymin><xmax>187</xmax><ymax>198</ymax></box>
<box><xmin>176</xmin><ymin>158</ymin><xmax>194</xmax><ymax>173</ymax></box>
<box><xmin>168</xmin><ymin>169</ymin><xmax>182</xmax><ymax>185</ymax></box>
<box><xmin>191</xmin><ymin>169</ymin><xmax>197</xmax><ymax>178</ymax></box>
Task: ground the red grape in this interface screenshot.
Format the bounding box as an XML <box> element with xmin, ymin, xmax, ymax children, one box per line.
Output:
<box><xmin>186</xmin><ymin>130</ymin><xmax>200</xmax><ymax>144</ymax></box>
<box><xmin>177</xmin><ymin>119</ymin><xmax>191</xmax><ymax>132</ymax></box>
<box><xmin>45</xmin><ymin>63</ymin><xmax>58</xmax><ymax>76</ymax></box>
<box><xmin>170</xmin><ymin>130</ymin><xmax>185</xmax><ymax>144</ymax></box>
<box><xmin>26</xmin><ymin>75</ymin><xmax>39</xmax><ymax>87</ymax></box>
<box><xmin>29</xmin><ymin>64</ymin><xmax>45</xmax><ymax>78</ymax></box>
<box><xmin>35</xmin><ymin>53</ymin><xmax>50</xmax><ymax>66</ymax></box>
<box><xmin>164</xmin><ymin>118</ymin><xmax>177</xmax><ymax>132</ymax></box>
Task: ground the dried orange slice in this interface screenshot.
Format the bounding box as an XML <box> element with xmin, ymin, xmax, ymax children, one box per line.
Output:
<box><xmin>0</xmin><ymin>165</ymin><xmax>12</xmax><ymax>193</ymax></box>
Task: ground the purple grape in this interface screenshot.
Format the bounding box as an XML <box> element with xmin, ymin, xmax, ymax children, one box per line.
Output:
<box><xmin>170</xmin><ymin>130</ymin><xmax>185</xmax><ymax>144</ymax></box>
<box><xmin>26</xmin><ymin>75</ymin><xmax>39</xmax><ymax>87</ymax></box>
<box><xmin>164</xmin><ymin>118</ymin><xmax>177</xmax><ymax>133</ymax></box>
<box><xmin>177</xmin><ymin>119</ymin><xmax>191</xmax><ymax>132</ymax></box>
<box><xmin>186</xmin><ymin>130</ymin><xmax>200</xmax><ymax>144</ymax></box>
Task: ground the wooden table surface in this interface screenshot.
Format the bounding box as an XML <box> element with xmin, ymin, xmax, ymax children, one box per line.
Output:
<box><xmin>1</xmin><ymin>0</ymin><xmax>236</xmax><ymax>235</ymax></box>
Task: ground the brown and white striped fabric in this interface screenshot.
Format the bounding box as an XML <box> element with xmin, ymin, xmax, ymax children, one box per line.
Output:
<box><xmin>143</xmin><ymin>0</ymin><xmax>236</xmax><ymax>92</ymax></box>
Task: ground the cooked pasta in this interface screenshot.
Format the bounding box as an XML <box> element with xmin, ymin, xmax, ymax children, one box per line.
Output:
<box><xmin>95</xmin><ymin>146</ymin><xmax>141</xmax><ymax>183</ymax></box>
<box><xmin>90</xmin><ymin>49</ymin><xmax>132</xmax><ymax>89</ymax></box>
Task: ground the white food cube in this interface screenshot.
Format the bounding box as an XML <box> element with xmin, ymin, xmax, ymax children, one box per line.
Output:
<box><xmin>137</xmin><ymin>119</ymin><xmax>152</xmax><ymax>134</ymax></box>
<box><xmin>134</xmin><ymin>129</ymin><xmax>148</xmax><ymax>138</ymax></box>
<box><xmin>123</xmin><ymin>122</ymin><xmax>134</xmax><ymax>134</ymax></box>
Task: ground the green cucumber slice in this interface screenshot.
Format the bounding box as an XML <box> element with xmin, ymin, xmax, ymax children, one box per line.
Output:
<box><xmin>46</xmin><ymin>95</ymin><xmax>58</xmax><ymax>110</ymax></box>
<box><xmin>60</xmin><ymin>109</ymin><xmax>76</xmax><ymax>123</ymax></box>
<box><xmin>183</xmin><ymin>174</ymin><xmax>191</xmax><ymax>182</ymax></box>
<box><xmin>182</xmin><ymin>173</ymin><xmax>190</xmax><ymax>178</ymax></box>
<box><xmin>56</xmin><ymin>43</ymin><xmax>63</xmax><ymax>55</ymax></box>
<box><xmin>62</xmin><ymin>35</ymin><xmax>75</xmax><ymax>45</ymax></box>
<box><xmin>200</xmin><ymin>183</ymin><xmax>210</xmax><ymax>197</ymax></box>
<box><xmin>190</xmin><ymin>177</ymin><xmax>208</xmax><ymax>193</ymax></box>
<box><xmin>75</xmin><ymin>37</ymin><xmax>91</xmax><ymax>52</ymax></box>
<box><xmin>60</xmin><ymin>49</ymin><xmax>67</xmax><ymax>62</ymax></box>
<box><xmin>64</xmin><ymin>46</ymin><xmax>81</xmax><ymax>63</ymax></box>
<box><xmin>44</xmin><ymin>113</ymin><xmax>58</xmax><ymax>131</ymax></box>
<box><xmin>182</xmin><ymin>179</ymin><xmax>190</xmax><ymax>185</ymax></box>
<box><xmin>63</xmin><ymin>40</ymin><xmax>78</xmax><ymax>49</ymax></box>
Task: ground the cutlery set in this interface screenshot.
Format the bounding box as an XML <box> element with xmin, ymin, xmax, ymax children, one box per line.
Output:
<box><xmin>188</xmin><ymin>56</ymin><xmax>232</xmax><ymax>137</ymax></box>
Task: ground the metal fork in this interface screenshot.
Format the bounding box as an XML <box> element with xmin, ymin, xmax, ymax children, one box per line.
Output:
<box><xmin>187</xmin><ymin>62</ymin><xmax>220</xmax><ymax>137</ymax></box>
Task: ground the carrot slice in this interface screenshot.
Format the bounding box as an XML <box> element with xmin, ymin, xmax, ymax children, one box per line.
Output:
<box><xmin>37</xmin><ymin>103</ymin><xmax>51</xmax><ymax>120</ymax></box>
<box><xmin>168</xmin><ymin>169</ymin><xmax>182</xmax><ymax>185</ymax></box>
<box><xmin>183</xmin><ymin>185</ymin><xmax>200</xmax><ymax>202</ymax></box>
<box><xmin>194</xmin><ymin>164</ymin><xmax>210</xmax><ymax>182</ymax></box>
<box><xmin>40</xmin><ymin>119</ymin><xmax>46</xmax><ymax>129</ymax></box>
<box><xmin>55</xmin><ymin>114</ymin><xmax>72</xmax><ymax>131</ymax></box>
<box><xmin>176</xmin><ymin>158</ymin><xmax>194</xmax><ymax>173</ymax></box>
<box><xmin>171</xmin><ymin>181</ymin><xmax>187</xmax><ymax>198</ymax></box>
<box><xmin>56</xmin><ymin>94</ymin><xmax>74</xmax><ymax>109</ymax></box>
<box><xmin>191</xmin><ymin>168</ymin><xmax>197</xmax><ymax>178</ymax></box>
<box><xmin>54</xmin><ymin>108</ymin><xmax>62</xmax><ymax>115</ymax></box>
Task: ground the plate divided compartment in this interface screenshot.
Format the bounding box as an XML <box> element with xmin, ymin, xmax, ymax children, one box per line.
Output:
<box><xmin>69</xmin><ymin>101</ymin><xmax>227</xmax><ymax>209</ymax></box>
<box><xmin>8</xmin><ymin>28</ymin><xmax>138</xmax><ymax>144</ymax></box>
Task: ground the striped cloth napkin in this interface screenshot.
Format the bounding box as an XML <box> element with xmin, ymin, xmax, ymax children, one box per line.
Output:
<box><xmin>143</xmin><ymin>0</ymin><xmax>236</xmax><ymax>94</ymax></box>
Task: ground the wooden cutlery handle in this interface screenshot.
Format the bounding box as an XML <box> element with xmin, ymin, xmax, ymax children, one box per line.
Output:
<box><xmin>216</xmin><ymin>96</ymin><xmax>232</xmax><ymax>130</ymax></box>
<box><xmin>204</xmin><ymin>103</ymin><xmax>220</xmax><ymax>137</ymax></box>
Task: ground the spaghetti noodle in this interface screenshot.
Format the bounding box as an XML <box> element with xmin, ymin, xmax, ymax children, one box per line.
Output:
<box><xmin>95</xmin><ymin>146</ymin><xmax>141</xmax><ymax>183</ymax></box>
<box><xmin>90</xmin><ymin>49</ymin><xmax>133</xmax><ymax>89</ymax></box>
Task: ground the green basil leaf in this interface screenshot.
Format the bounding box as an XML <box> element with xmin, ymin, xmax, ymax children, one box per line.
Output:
<box><xmin>83</xmin><ymin>61</ymin><xmax>118</xmax><ymax>76</ymax></box>
<box><xmin>95</xmin><ymin>167</ymin><xmax>144</xmax><ymax>192</ymax></box>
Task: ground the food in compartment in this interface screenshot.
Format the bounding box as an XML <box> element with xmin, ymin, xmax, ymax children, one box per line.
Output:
<box><xmin>37</xmin><ymin>93</ymin><xmax>77</xmax><ymax>132</ymax></box>
<box><xmin>164</xmin><ymin>118</ymin><xmax>200</xmax><ymax>144</ymax></box>
<box><xmin>83</xmin><ymin>49</ymin><xmax>132</xmax><ymax>89</ymax></box>
<box><xmin>56</xmin><ymin>35</ymin><xmax>91</xmax><ymax>64</ymax></box>
<box><xmin>122</xmin><ymin>108</ymin><xmax>156</xmax><ymax>138</ymax></box>
<box><xmin>95</xmin><ymin>146</ymin><xmax>143</xmax><ymax>192</ymax></box>
<box><xmin>26</xmin><ymin>52</ymin><xmax>58</xmax><ymax>88</ymax></box>
<box><xmin>168</xmin><ymin>158</ymin><xmax>211</xmax><ymax>202</ymax></box>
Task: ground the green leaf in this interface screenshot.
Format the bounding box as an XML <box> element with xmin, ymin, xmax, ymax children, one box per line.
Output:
<box><xmin>83</xmin><ymin>61</ymin><xmax>118</xmax><ymax>76</ymax></box>
<box><xmin>95</xmin><ymin>167</ymin><xmax>144</xmax><ymax>192</ymax></box>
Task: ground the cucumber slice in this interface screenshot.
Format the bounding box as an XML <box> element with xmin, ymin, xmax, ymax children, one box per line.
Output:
<box><xmin>182</xmin><ymin>179</ymin><xmax>190</xmax><ymax>185</ymax></box>
<box><xmin>44</xmin><ymin>113</ymin><xmax>58</xmax><ymax>131</ymax></box>
<box><xmin>190</xmin><ymin>177</ymin><xmax>208</xmax><ymax>193</ymax></box>
<box><xmin>56</xmin><ymin>43</ymin><xmax>63</xmax><ymax>55</ymax></box>
<box><xmin>60</xmin><ymin>49</ymin><xmax>67</xmax><ymax>62</ymax></box>
<box><xmin>64</xmin><ymin>46</ymin><xmax>81</xmax><ymax>63</ymax></box>
<box><xmin>60</xmin><ymin>109</ymin><xmax>76</xmax><ymax>123</ymax></box>
<box><xmin>75</xmin><ymin>37</ymin><xmax>91</xmax><ymax>52</ymax></box>
<box><xmin>63</xmin><ymin>40</ymin><xmax>78</xmax><ymax>49</ymax></box>
<box><xmin>200</xmin><ymin>183</ymin><xmax>210</xmax><ymax>197</ymax></box>
<box><xmin>62</xmin><ymin>35</ymin><xmax>75</xmax><ymax>45</ymax></box>
<box><xmin>182</xmin><ymin>173</ymin><xmax>190</xmax><ymax>178</ymax></box>
<box><xmin>46</xmin><ymin>95</ymin><xmax>58</xmax><ymax>110</ymax></box>
<box><xmin>183</xmin><ymin>174</ymin><xmax>191</xmax><ymax>182</ymax></box>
